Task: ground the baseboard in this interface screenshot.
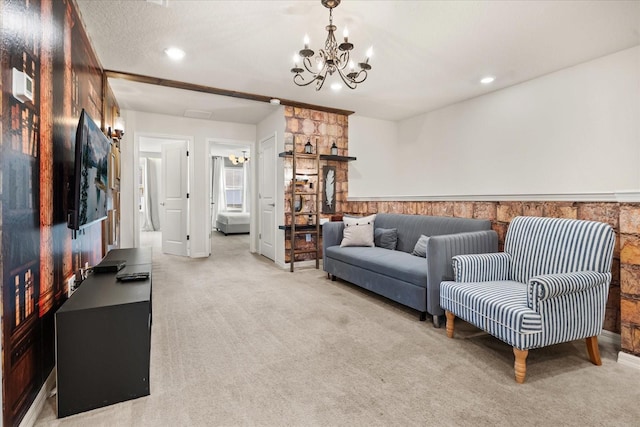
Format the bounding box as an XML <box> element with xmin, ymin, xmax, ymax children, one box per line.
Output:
<box><xmin>19</xmin><ymin>368</ymin><xmax>56</xmax><ymax>427</ymax></box>
<box><xmin>599</xmin><ymin>330</ymin><xmax>621</xmax><ymax>346</ymax></box>
<box><xmin>617</xmin><ymin>351</ymin><xmax>640</xmax><ymax>370</ymax></box>
<box><xmin>191</xmin><ymin>251</ymin><xmax>209</xmax><ymax>258</ymax></box>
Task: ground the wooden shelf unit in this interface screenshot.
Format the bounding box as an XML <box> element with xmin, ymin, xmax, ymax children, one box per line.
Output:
<box><xmin>290</xmin><ymin>150</ymin><xmax>320</xmax><ymax>272</ymax></box>
<box><xmin>279</xmin><ymin>151</ymin><xmax>357</xmax><ymax>162</ymax></box>
<box><xmin>279</xmin><ymin>151</ymin><xmax>356</xmax><ymax>272</ymax></box>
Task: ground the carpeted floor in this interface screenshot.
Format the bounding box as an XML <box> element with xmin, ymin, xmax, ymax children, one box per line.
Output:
<box><xmin>35</xmin><ymin>231</ymin><xmax>640</xmax><ymax>426</ymax></box>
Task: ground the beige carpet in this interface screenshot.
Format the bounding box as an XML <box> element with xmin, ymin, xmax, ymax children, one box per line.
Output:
<box><xmin>35</xmin><ymin>231</ymin><xmax>640</xmax><ymax>426</ymax></box>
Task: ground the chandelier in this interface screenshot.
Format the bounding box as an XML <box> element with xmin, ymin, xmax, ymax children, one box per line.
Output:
<box><xmin>228</xmin><ymin>151</ymin><xmax>249</xmax><ymax>165</ymax></box>
<box><xmin>291</xmin><ymin>0</ymin><xmax>372</xmax><ymax>91</ymax></box>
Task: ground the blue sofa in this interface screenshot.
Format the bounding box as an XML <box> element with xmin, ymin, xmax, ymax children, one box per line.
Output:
<box><xmin>322</xmin><ymin>213</ymin><xmax>498</xmax><ymax>326</ymax></box>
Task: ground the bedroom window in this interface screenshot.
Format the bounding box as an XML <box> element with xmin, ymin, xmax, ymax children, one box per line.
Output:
<box><xmin>224</xmin><ymin>164</ymin><xmax>244</xmax><ymax>211</ymax></box>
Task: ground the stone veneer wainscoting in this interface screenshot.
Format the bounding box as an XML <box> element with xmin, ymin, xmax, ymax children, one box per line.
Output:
<box><xmin>283</xmin><ymin>106</ymin><xmax>349</xmax><ymax>262</ymax></box>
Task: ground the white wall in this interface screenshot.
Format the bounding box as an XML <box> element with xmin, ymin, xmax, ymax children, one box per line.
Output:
<box><xmin>256</xmin><ymin>107</ymin><xmax>286</xmax><ymax>266</ymax></box>
<box><xmin>119</xmin><ymin>110</ymin><xmax>256</xmax><ymax>256</ymax></box>
<box><xmin>348</xmin><ymin>116</ymin><xmax>399</xmax><ymax>198</ymax></box>
<box><xmin>349</xmin><ymin>46</ymin><xmax>640</xmax><ymax>200</ymax></box>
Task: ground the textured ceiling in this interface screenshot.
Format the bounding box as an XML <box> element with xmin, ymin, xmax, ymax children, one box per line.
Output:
<box><xmin>76</xmin><ymin>0</ymin><xmax>640</xmax><ymax>124</ymax></box>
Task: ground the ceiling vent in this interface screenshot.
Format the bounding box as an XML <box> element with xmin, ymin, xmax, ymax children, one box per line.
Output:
<box><xmin>184</xmin><ymin>109</ymin><xmax>212</xmax><ymax>120</ymax></box>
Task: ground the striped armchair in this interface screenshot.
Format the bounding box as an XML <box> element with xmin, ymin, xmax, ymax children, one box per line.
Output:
<box><xmin>440</xmin><ymin>216</ymin><xmax>615</xmax><ymax>383</ymax></box>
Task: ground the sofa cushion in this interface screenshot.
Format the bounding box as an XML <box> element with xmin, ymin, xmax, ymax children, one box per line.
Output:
<box><xmin>341</xmin><ymin>214</ymin><xmax>376</xmax><ymax>247</ymax></box>
<box><xmin>411</xmin><ymin>235</ymin><xmax>430</xmax><ymax>257</ymax></box>
<box><xmin>374</xmin><ymin>213</ymin><xmax>492</xmax><ymax>254</ymax></box>
<box><xmin>326</xmin><ymin>246</ymin><xmax>428</xmax><ymax>287</ymax></box>
<box><xmin>374</xmin><ymin>227</ymin><xmax>398</xmax><ymax>250</ymax></box>
<box><xmin>440</xmin><ymin>280</ymin><xmax>543</xmax><ymax>337</ymax></box>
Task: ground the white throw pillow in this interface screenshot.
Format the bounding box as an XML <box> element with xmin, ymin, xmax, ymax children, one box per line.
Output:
<box><xmin>340</xmin><ymin>214</ymin><xmax>376</xmax><ymax>247</ymax></box>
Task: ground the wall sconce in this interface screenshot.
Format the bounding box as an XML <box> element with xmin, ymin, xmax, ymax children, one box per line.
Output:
<box><xmin>304</xmin><ymin>139</ymin><xmax>313</xmax><ymax>154</ymax></box>
<box><xmin>114</xmin><ymin>117</ymin><xmax>125</xmax><ymax>138</ymax></box>
<box><xmin>330</xmin><ymin>141</ymin><xmax>338</xmax><ymax>155</ymax></box>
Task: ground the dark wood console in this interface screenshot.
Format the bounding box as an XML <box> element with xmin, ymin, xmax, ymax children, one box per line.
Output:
<box><xmin>55</xmin><ymin>247</ymin><xmax>152</xmax><ymax>418</ymax></box>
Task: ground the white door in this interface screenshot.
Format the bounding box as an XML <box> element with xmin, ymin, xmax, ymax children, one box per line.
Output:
<box><xmin>259</xmin><ymin>135</ymin><xmax>276</xmax><ymax>261</ymax></box>
<box><xmin>161</xmin><ymin>140</ymin><xmax>189</xmax><ymax>256</ymax></box>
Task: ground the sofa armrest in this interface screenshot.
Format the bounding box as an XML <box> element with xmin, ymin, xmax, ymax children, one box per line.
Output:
<box><xmin>527</xmin><ymin>271</ymin><xmax>612</xmax><ymax>311</ymax></box>
<box><xmin>451</xmin><ymin>252</ymin><xmax>512</xmax><ymax>283</ymax></box>
<box><xmin>425</xmin><ymin>230</ymin><xmax>499</xmax><ymax>316</ymax></box>
<box><xmin>322</xmin><ymin>221</ymin><xmax>344</xmax><ymax>253</ymax></box>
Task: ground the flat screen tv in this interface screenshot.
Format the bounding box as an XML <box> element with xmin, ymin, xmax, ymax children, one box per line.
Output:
<box><xmin>67</xmin><ymin>109</ymin><xmax>110</xmax><ymax>230</ymax></box>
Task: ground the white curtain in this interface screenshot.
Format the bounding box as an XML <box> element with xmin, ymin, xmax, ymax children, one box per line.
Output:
<box><xmin>212</xmin><ymin>156</ymin><xmax>227</xmax><ymax>227</ymax></box>
<box><xmin>140</xmin><ymin>158</ymin><xmax>152</xmax><ymax>231</ymax></box>
<box><xmin>243</xmin><ymin>162</ymin><xmax>251</xmax><ymax>213</ymax></box>
<box><xmin>141</xmin><ymin>157</ymin><xmax>162</xmax><ymax>231</ymax></box>
<box><xmin>148</xmin><ymin>158</ymin><xmax>162</xmax><ymax>230</ymax></box>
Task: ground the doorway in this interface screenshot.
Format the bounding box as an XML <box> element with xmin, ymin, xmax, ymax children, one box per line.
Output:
<box><xmin>136</xmin><ymin>135</ymin><xmax>190</xmax><ymax>256</ymax></box>
<box><xmin>208</xmin><ymin>139</ymin><xmax>254</xmax><ymax>257</ymax></box>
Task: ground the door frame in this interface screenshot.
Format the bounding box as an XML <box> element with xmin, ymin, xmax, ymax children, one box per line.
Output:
<box><xmin>206</xmin><ymin>138</ymin><xmax>256</xmax><ymax>257</ymax></box>
<box><xmin>133</xmin><ymin>132</ymin><xmax>193</xmax><ymax>251</ymax></box>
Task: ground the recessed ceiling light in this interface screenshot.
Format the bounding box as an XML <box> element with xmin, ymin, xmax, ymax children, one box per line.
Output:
<box><xmin>331</xmin><ymin>82</ymin><xmax>342</xmax><ymax>91</ymax></box>
<box><xmin>269</xmin><ymin>98</ymin><xmax>281</xmax><ymax>105</ymax></box>
<box><xmin>164</xmin><ymin>47</ymin><xmax>185</xmax><ymax>61</ymax></box>
<box><xmin>480</xmin><ymin>76</ymin><xmax>495</xmax><ymax>85</ymax></box>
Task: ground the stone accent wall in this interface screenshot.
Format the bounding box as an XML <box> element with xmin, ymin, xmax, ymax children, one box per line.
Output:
<box><xmin>343</xmin><ymin>200</ymin><xmax>640</xmax><ymax>337</ymax></box>
<box><xmin>283</xmin><ymin>106</ymin><xmax>349</xmax><ymax>262</ymax></box>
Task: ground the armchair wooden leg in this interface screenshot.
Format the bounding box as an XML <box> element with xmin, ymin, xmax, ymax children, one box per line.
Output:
<box><xmin>445</xmin><ymin>311</ymin><xmax>455</xmax><ymax>338</ymax></box>
<box><xmin>586</xmin><ymin>336</ymin><xmax>602</xmax><ymax>366</ymax></box>
<box><xmin>513</xmin><ymin>348</ymin><xmax>528</xmax><ymax>384</ymax></box>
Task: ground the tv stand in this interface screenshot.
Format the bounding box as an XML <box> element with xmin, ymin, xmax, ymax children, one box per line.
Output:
<box><xmin>55</xmin><ymin>247</ymin><xmax>152</xmax><ymax>418</ymax></box>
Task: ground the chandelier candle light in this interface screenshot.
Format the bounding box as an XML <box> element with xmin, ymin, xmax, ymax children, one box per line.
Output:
<box><xmin>229</xmin><ymin>151</ymin><xmax>249</xmax><ymax>165</ymax></box>
<box><xmin>291</xmin><ymin>0</ymin><xmax>372</xmax><ymax>90</ymax></box>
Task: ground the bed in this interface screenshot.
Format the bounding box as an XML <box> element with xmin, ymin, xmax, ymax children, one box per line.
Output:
<box><xmin>216</xmin><ymin>211</ymin><xmax>250</xmax><ymax>235</ymax></box>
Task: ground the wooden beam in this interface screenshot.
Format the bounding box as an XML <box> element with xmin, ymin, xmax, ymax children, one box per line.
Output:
<box><xmin>104</xmin><ymin>70</ymin><xmax>355</xmax><ymax>116</ymax></box>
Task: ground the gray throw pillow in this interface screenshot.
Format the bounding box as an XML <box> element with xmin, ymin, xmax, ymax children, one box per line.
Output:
<box><xmin>411</xmin><ymin>235</ymin><xmax>430</xmax><ymax>257</ymax></box>
<box><xmin>374</xmin><ymin>228</ymin><xmax>398</xmax><ymax>250</ymax></box>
